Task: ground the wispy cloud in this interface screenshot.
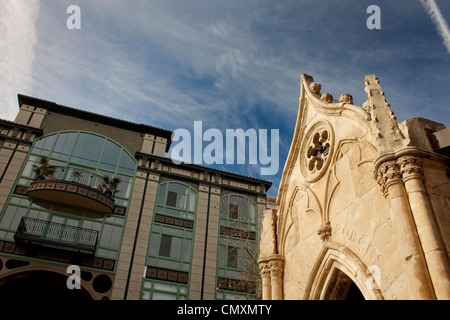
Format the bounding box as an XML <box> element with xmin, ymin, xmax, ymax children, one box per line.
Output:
<box><xmin>420</xmin><ymin>0</ymin><xmax>450</xmax><ymax>53</ymax></box>
<box><xmin>0</xmin><ymin>0</ymin><xmax>40</xmax><ymax>120</ymax></box>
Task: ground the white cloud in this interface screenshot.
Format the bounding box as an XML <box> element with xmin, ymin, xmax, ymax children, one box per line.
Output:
<box><xmin>420</xmin><ymin>0</ymin><xmax>450</xmax><ymax>53</ymax></box>
<box><xmin>0</xmin><ymin>0</ymin><xmax>40</xmax><ymax>120</ymax></box>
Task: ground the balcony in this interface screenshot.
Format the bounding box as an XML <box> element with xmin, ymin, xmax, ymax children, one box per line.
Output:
<box><xmin>26</xmin><ymin>166</ymin><xmax>117</xmax><ymax>213</ymax></box>
<box><xmin>14</xmin><ymin>217</ymin><xmax>98</xmax><ymax>255</ymax></box>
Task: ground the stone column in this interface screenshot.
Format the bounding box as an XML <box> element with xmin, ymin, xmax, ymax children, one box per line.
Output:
<box><xmin>269</xmin><ymin>255</ymin><xmax>284</xmax><ymax>300</ymax></box>
<box><xmin>398</xmin><ymin>156</ymin><xmax>450</xmax><ymax>299</ymax></box>
<box><xmin>259</xmin><ymin>260</ymin><xmax>272</xmax><ymax>300</ymax></box>
<box><xmin>376</xmin><ymin>160</ymin><xmax>435</xmax><ymax>299</ymax></box>
<box><xmin>258</xmin><ymin>255</ymin><xmax>284</xmax><ymax>300</ymax></box>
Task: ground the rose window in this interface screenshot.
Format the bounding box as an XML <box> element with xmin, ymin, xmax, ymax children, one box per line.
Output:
<box><xmin>300</xmin><ymin>121</ymin><xmax>334</xmax><ymax>182</ymax></box>
<box><xmin>307</xmin><ymin>130</ymin><xmax>330</xmax><ymax>172</ymax></box>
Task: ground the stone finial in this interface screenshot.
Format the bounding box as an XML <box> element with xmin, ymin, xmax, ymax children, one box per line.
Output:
<box><xmin>320</xmin><ymin>93</ymin><xmax>333</xmax><ymax>103</ymax></box>
<box><xmin>310</xmin><ymin>82</ymin><xmax>321</xmax><ymax>94</ymax></box>
<box><xmin>364</xmin><ymin>74</ymin><xmax>405</xmax><ymax>151</ymax></box>
<box><xmin>339</xmin><ymin>94</ymin><xmax>353</xmax><ymax>104</ymax></box>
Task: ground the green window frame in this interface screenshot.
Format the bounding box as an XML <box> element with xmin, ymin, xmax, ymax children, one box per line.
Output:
<box><xmin>154</xmin><ymin>181</ymin><xmax>197</xmax><ymax>220</ymax></box>
<box><xmin>216</xmin><ymin>194</ymin><xmax>258</xmax><ymax>300</ymax></box>
<box><xmin>141</xmin><ymin>279</ymin><xmax>188</xmax><ymax>300</ymax></box>
<box><xmin>219</xmin><ymin>194</ymin><xmax>257</xmax><ymax>231</ymax></box>
<box><xmin>147</xmin><ymin>222</ymin><xmax>194</xmax><ymax>272</ymax></box>
<box><xmin>141</xmin><ymin>181</ymin><xmax>198</xmax><ymax>300</ymax></box>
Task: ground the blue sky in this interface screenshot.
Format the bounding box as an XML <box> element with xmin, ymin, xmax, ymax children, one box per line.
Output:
<box><xmin>1</xmin><ymin>0</ymin><xmax>449</xmax><ymax>196</ymax></box>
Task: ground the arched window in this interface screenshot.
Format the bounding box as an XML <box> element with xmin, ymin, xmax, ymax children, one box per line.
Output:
<box><xmin>19</xmin><ymin>131</ymin><xmax>137</xmax><ymax>207</ymax></box>
<box><xmin>0</xmin><ymin>131</ymin><xmax>137</xmax><ymax>262</ymax></box>
<box><xmin>219</xmin><ymin>194</ymin><xmax>257</xmax><ymax>231</ymax></box>
<box><xmin>154</xmin><ymin>182</ymin><xmax>197</xmax><ymax>220</ymax></box>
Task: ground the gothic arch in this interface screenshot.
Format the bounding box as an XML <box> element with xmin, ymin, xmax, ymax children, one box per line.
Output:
<box><xmin>303</xmin><ymin>242</ymin><xmax>383</xmax><ymax>300</ymax></box>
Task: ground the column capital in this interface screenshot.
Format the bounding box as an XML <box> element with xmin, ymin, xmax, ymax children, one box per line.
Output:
<box><xmin>397</xmin><ymin>155</ymin><xmax>423</xmax><ymax>182</ymax></box>
<box><xmin>376</xmin><ymin>160</ymin><xmax>403</xmax><ymax>197</ymax></box>
<box><xmin>259</xmin><ymin>254</ymin><xmax>284</xmax><ymax>277</ymax></box>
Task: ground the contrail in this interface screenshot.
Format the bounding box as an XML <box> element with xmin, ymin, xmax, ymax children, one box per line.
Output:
<box><xmin>420</xmin><ymin>0</ymin><xmax>450</xmax><ymax>53</ymax></box>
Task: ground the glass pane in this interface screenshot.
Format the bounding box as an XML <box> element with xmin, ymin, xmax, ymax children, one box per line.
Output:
<box><xmin>228</xmin><ymin>247</ymin><xmax>238</xmax><ymax>268</ymax></box>
<box><xmin>183</xmin><ymin>239</ymin><xmax>192</xmax><ymax>260</ymax></box>
<box><xmin>168</xmin><ymin>183</ymin><xmax>188</xmax><ymax>194</ymax></box>
<box><xmin>0</xmin><ymin>205</ymin><xmax>17</xmax><ymax>229</ymax></box>
<box><xmin>42</xmin><ymin>134</ymin><xmax>56</xmax><ymax>152</ymax></box>
<box><xmin>170</xmin><ymin>237</ymin><xmax>182</xmax><ymax>259</ymax></box>
<box><xmin>159</xmin><ymin>235</ymin><xmax>171</xmax><ymax>257</ymax></box>
<box><xmin>157</xmin><ymin>184</ymin><xmax>166</xmax><ymax>205</ymax></box>
<box><xmin>149</xmin><ymin>233</ymin><xmax>159</xmax><ymax>256</ymax></box>
<box><xmin>161</xmin><ymin>226</ymin><xmax>184</xmax><ymax>236</ymax></box>
<box><xmin>115</xmin><ymin>174</ymin><xmax>132</xmax><ymax>199</ymax></box>
<box><xmin>142</xmin><ymin>291</ymin><xmax>150</xmax><ymax>300</ymax></box>
<box><xmin>100</xmin><ymin>224</ymin><xmax>112</xmax><ymax>247</ymax></box>
<box><xmin>157</xmin><ymin>259</ymin><xmax>180</xmax><ymax>269</ymax></box>
<box><xmin>166</xmin><ymin>191</ymin><xmax>177</xmax><ymax>207</ymax></box>
<box><xmin>154</xmin><ymin>282</ymin><xmax>178</xmax><ymax>293</ymax></box>
<box><xmin>100</xmin><ymin>140</ymin><xmax>121</xmax><ymax>171</ymax></box>
<box><xmin>178</xmin><ymin>194</ymin><xmax>186</xmax><ymax>209</ymax></box>
<box><xmin>188</xmin><ymin>189</ymin><xmax>196</xmax><ymax>211</ymax></box>
<box><xmin>109</xmin><ymin>225</ymin><xmax>122</xmax><ymax>249</ymax></box>
<box><xmin>118</xmin><ymin>151</ymin><xmax>137</xmax><ymax>174</ymax></box>
<box><xmin>152</xmin><ymin>292</ymin><xmax>177</xmax><ymax>300</ymax></box>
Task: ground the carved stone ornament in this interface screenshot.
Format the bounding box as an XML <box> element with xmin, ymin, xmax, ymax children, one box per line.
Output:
<box><xmin>310</xmin><ymin>82</ymin><xmax>321</xmax><ymax>94</ymax></box>
<box><xmin>300</xmin><ymin>121</ymin><xmax>334</xmax><ymax>182</ymax></box>
<box><xmin>339</xmin><ymin>94</ymin><xmax>353</xmax><ymax>104</ymax></box>
<box><xmin>259</xmin><ymin>256</ymin><xmax>284</xmax><ymax>277</ymax></box>
<box><xmin>376</xmin><ymin>160</ymin><xmax>402</xmax><ymax>198</ymax></box>
<box><xmin>320</xmin><ymin>93</ymin><xmax>333</xmax><ymax>103</ymax></box>
<box><xmin>398</xmin><ymin>156</ymin><xmax>423</xmax><ymax>181</ymax></box>
<box><xmin>317</xmin><ymin>221</ymin><xmax>331</xmax><ymax>241</ymax></box>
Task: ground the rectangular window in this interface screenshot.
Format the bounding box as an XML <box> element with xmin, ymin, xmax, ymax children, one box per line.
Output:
<box><xmin>166</xmin><ymin>191</ymin><xmax>177</xmax><ymax>207</ymax></box>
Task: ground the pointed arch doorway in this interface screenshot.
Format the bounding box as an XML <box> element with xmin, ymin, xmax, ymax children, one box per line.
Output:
<box><xmin>304</xmin><ymin>242</ymin><xmax>383</xmax><ymax>300</ymax></box>
<box><xmin>322</xmin><ymin>267</ymin><xmax>365</xmax><ymax>300</ymax></box>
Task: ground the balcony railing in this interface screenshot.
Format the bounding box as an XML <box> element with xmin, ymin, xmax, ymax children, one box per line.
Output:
<box><xmin>27</xmin><ymin>165</ymin><xmax>119</xmax><ymax>213</ymax></box>
<box><xmin>34</xmin><ymin>166</ymin><xmax>118</xmax><ymax>197</ymax></box>
<box><xmin>14</xmin><ymin>217</ymin><xmax>98</xmax><ymax>255</ymax></box>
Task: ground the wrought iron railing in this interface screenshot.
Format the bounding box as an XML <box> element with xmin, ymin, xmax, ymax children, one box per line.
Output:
<box><xmin>14</xmin><ymin>217</ymin><xmax>98</xmax><ymax>254</ymax></box>
<box><xmin>34</xmin><ymin>165</ymin><xmax>119</xmax><ymax>196</ymax></box>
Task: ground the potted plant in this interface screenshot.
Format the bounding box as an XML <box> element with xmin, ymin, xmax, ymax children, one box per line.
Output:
<box><xmin>33</xmin><ymin>156</ymin><xmax>56</xmax><ymax>180</ymax></box>
<box><xmin>102</xmin><ymin>175</ymin><xmax>121</xmax><ymax>197</ymax></box>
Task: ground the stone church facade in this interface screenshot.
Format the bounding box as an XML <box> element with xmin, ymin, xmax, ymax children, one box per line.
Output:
<box><xmin>259</xmin><ymin>74</ymin><xmax>450</xmax><ymax>300</ymax></box>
